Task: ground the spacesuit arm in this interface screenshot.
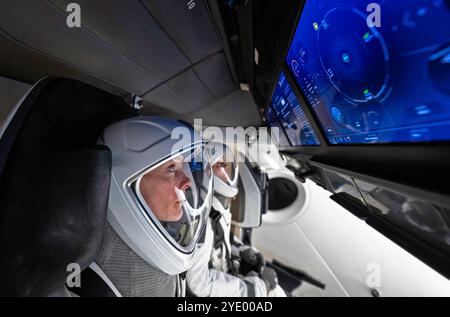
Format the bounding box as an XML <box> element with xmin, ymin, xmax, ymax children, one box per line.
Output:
<box><xmin>186</xmin><ymin>221</ymin><xmax>268</xmax><ymax>297</ymax></box>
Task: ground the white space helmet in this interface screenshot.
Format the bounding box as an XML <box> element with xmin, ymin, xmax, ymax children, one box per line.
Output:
<box><xmin>100</xmin><ymin>116</ymin><xmax>213</xmax><ymax>275</ymax></box>
<box><xmin>208</xmin><ymin>142</ymin><xmax>239</xmax><ymax>199</ymax></box>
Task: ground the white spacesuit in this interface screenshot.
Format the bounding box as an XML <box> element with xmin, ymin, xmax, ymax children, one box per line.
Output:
<box><xmin>186</xmin><ymin>143</ymin><xmax>285</xmax><ymax>297</ymax></box>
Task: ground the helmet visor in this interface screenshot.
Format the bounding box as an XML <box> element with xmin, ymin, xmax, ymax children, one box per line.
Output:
<box><xmin>133</xmin><ymin>145</ymin><xmax>213</xmax><ymax>252</ymax></box>
<box><xmin>208</xmin><ymin>143</ymin><xmax>238</xmax><ymax>187</ymax></box>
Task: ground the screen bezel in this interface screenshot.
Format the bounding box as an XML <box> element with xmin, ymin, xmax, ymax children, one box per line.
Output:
<box><xmin>261</xmin><ymin>0</ymin><xmax>450</xmax><ymax>176</ymax></box>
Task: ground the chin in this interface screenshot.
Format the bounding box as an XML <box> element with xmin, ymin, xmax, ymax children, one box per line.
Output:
<box><xmin>170</xmin><ymin>209</ymin><xmax>183</xmax><ymax>222</ymax></box>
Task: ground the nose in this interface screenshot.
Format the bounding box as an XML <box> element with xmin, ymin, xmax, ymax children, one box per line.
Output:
<box><xmin>215</xmin><ymin>166</ymin><xmax>230</xmax><ymax>183</ymax></box>
<box><xmin>177</xmin><ymin>170</ymin><xmax>191</xmax><ymax>191</ymax></box>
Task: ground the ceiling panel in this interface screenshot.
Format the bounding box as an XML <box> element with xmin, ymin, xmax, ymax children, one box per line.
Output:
<box><xmin>0</xmin><ymin>0</ymin><xmax>241</xmax><ymax>117</ymax></box>
<box><xmin>0</xmin><ymin>0</ymin><xmax>159</xmax><ymax>94</ymax></box>
<box><xmin>0</xmin><ymin>31</ymin><xmax>126</xmax><ymax>95</ymax></box>
<box><xmin>49</xmin><ymin>0</ymin><xmax>190</xmax><ymax>80</ymax></box>
<box><xmin>194</xmin><ymin>52</ymin><xmax>235</xmax><ymax>98</ymax></box>
<box><xmin>142</xmin><ymin>68</ymin><xmax>215</xmax><ymax>115</ymax></box>
<box><xmin>141</xmin><ymin>0</ymin><xmax>222</xmax><ymax>63</ymax></box>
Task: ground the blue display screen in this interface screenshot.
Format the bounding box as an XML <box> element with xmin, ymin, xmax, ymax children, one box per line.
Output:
<box><xmin>265</xmin><ymin>105</ymin><xmax>291</xmax><ymax>147</ymax></box>
<box><xmin>270</xmin><ymin>71</ymin><xmax>321</xmax><ymax>146</ymax></box>
<box><xmin>286</xmin><ymin>0</ymin><xmax>450</xmax><ymax>144</ymax></box>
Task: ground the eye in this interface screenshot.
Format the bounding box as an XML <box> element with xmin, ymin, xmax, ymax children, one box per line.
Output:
<box><xmin>166</xmin><ymin>164</ymin><xmax>176</xmax><ymax>173</ymax></box>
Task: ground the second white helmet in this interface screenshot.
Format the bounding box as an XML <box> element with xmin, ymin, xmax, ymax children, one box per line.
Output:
<box><xmin>208</xmin><ymin>142</ymin><xmax>239</xmax><ymax>199</ymax></box>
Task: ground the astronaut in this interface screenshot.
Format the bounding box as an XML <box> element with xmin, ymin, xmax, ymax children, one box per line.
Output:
<box><xmin>94</xmin><ymin>116</ymin><xmax>214</xmax><ymax>296</ymax></box>
<box><xmin>186</xmin><ymin>142</ymin><xmax>284</xmax><ymax>297</ymax></box>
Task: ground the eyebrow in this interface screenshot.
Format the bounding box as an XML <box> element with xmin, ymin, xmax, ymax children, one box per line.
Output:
<box><xmin>166</xmin><ymin>163</ymin><xmax>176</xmax><ymax>169</ymax></box>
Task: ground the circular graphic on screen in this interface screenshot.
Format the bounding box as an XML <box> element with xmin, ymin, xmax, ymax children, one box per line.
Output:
<box><xmin>318</xmin><ymin>8</ymin><xmax>390</xmax><ymax>104</ymax></box>
<box><xmin>291</xmin><ymin>60</ymin><xmax>302</xmax><ymax>77</ymax></box>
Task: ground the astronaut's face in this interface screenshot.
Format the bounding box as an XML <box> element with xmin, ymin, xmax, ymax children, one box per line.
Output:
<box><xmin>139</xmin><ymin>156</ymin><xmax>191</xmax><ymax>222</ymax></box>
<box><xmin>212</xmin><ymin>157</ymin><xmax>233</xmax><ymax>184</ymax></box>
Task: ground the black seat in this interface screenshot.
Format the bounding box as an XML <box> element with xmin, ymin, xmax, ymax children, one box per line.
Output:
<box><xmin>0</xmin><ymin>77</ymin><xmax>136</xmax><ymax>296</ymax></box>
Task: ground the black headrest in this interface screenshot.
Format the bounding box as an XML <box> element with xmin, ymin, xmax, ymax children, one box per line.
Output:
<box><xmin>0</xmin><ymin>77</ymin><xmax>137</xmax><ymax>296</ymax></box>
